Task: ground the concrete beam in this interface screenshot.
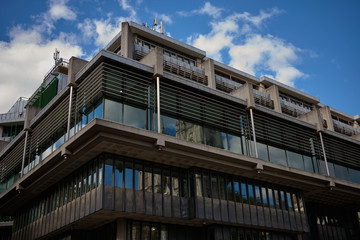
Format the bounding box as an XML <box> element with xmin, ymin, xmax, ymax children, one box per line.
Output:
<box><xmin>201</xmin><ymin>58</ymin><xmax>216</xmax><ymax>89</ymax></box>
<box><xmin>24</xmin><ymin>105</ymin><xmax>42</xmax><ymax>131</ymax></box>
<box><xmin>298</xmin><ymin>107</ymin><xmax>324</xmax><ymax>132</ymax></box>
<box><xmin>68</xmin><ymin>57</ymin><xmax>88</xmax><ymax>86</ymax></box>
<box><xmin>121</xmin><ymin>22</ymin><xmax>134</xmax><ymax>59</ymax></box>
<box><xmin>139</xmin><ymin>46</ymin><xmax>163</xmax><ymax>77</ymax></box>
<box><xmin>319</xmin><ymin>106</ymin><xmax>334</xmax><ymax>131</ymax></box>
<box><xmin>230</xmin><ymin>82</ymin><xmax>255</xmax><ymax>109</ymax></box>
<box><xmin>264</xmin><ymin>85</ymin><xmax>282</xmax><ymax>113</ymax></box>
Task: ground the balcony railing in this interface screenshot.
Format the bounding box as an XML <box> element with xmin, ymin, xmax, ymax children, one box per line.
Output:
<box><xmin>134</xmin><ymin>43</ymin><xmax>152</xmax><ymax>60</ymax></box>
<box><xmin>215</xmin><ymin>75</ymin><xmax>242</xmax><ymax>93</ymax></box>
<box><xmin>280</xmin><ymin>99</ymin><xmax>311</xmax><ymax>117</ymax></box>
<box><xmin>253</xmin><ymin>89</ymin><xmax>274</xmax><ymax>109</ymax></box>
<box><xmin>163</xmin><ymin>55</ymin><xmax>208</xmax><ymax>85</ymax></box>
<box><xmin>333</xmin><ymin>119</ymin><xmax>360</xmax><ymax>136</ymax></box>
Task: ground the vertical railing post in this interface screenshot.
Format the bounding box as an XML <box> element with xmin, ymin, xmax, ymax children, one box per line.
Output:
<box><xmin>319</xmin><ymin>131</ymin><xmax>330</xmax><ymax>176</ymax></box>
<box><xmin>157</xmin><ymin>77</ymin><xmax>161</xmax><ymax>134</ymax></box>
<box><xmin>249</xmin><ymin>108</ymin><xmax>258</xmax><ymax>158</ymax></box>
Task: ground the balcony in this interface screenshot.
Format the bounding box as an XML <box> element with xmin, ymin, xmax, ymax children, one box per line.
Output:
<box><xmin>280</xmin><ymin>99</ymin><xmax>311</xmax><ymax>117</ymax></box>
<box><xmin>215</xmin><ymin>74</ymin><xmax>242</xmax><ymax>93</ymax></box>
<box><xmin>333</xmin><ymin>119</ymin><xmax>360</xmax><ymax>136</ymax></box>
<box><xmin>134</xmin><ymin>43</ymin><xmax>152</xmax><ymax>60</ymax></box>
<box><xmin>163</xmin><ymin>55</ymin><xmax>208</xmax><ymax>85</ymax></box>
<box><xmin>253</xmin><ymin>89</ymin><xmax>274</xmax><ymax>109</ymax></box>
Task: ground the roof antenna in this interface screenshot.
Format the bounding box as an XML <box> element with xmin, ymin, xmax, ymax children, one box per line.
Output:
<box><xmin>53</xmin><ymin>48</ymin><xmax>63</xmax><ymax>66</ymax></box>
<box><xmin>152</xmin><ymin>18</ymin><xmax>158</xmax><ymax>30</ymax></box>
<box><xmin>160</xmin><ymin>21</ymin><xmax>164</xmax><ymax>34</ymax></box>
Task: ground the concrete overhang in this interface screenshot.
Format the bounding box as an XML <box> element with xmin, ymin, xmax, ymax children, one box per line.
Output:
<box><xmin>104</xmin><ymin>31</ymin><xmax>122</xmax><ymax>52</ymax></box>
<box><xmin>329</xmin><ymin>106</ymin><xmax>355</xmax><ymax>121</ymax></box>
<box><xmin>128</xmin><ymin>21</ymin><xmax>206</xmax><ymax>59</ymax></box>
<box><xmin>75</xmin><ymin>50</ymin><xmax>154</xmax><ymax>85</ymax></box>
<box><xmin>260</xmin><ymin>76</ymin><xmax>320</xmax><ymax>104</ymax></box>
<box><xmin>354</xmin><ymin>114</ymin><xmax>360</xmax><ymax>120</ymax></box>
<box><xmin>1</xmin><ymin>118</ymin><xmax>360</xmax><ymax>215</ymax></box>
<box><xmin>213</xmin><ymin>60</ymin><xmax>260</xmax><ymax>85</ymax></box>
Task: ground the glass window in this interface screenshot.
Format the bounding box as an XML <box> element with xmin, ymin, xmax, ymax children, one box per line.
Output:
<box><xmin>151</xmin><ymin>225</ymin><xmax>160</xmax><ymax>240</ymax></box>
<box><xmin>132</xmin><ymin>221</ymin><xmax>141</xmax><ymax>240</ymax></box>
<box><xmin>203</xmin><ymin>172</ymin><xmax>211</xmax><ymax>198</ymax></box>
<box><xmin>261</xmin><ymin>187</ymin><xmax>268</xmax><ymax>207</ymax></box>
<box><xmin>160</xmin><ymin>225</ymin><xmax>168</xmax><ymax>240</ymax></box>
<box><xmin>124</xmin><ymin>104</ymin><xmax>146</xmax><ymax>129</ymax></box>
<box><xmin>160</xmin><ymin>115</ymin><xmax>178</xmax><ymax>137</ymax></box>
<box><xmin>287</xmin><ymin>151</ymin><xmax>304</xmax><ymax>170</ymax></box>
<box><xmin>257</xmin><ymin>142</ymin><xmax>269</xmax><ymax>161</ymax></box>
<box><xmin>274</xmin><ymin>190</ymin><xmax>280</xmax><ymax>209</ymax></box>
<box><xmin>211</xmin><ymin>174</ymin><xmax>219</xmax><ymax>199</ymax></box>
<box><xmin>303</xmin><ymin>155</ymin><xmax>314</xmax><ymax>173</ymax></box>
<box><xmin>234</xmin><ymin>181</ymin><xmax>241</xmax><ymax>202</ymax></box>
<box><xmin>94</xmin><ymin>102</ymin><xmax>103</xmax><ymax>119</ymax></box>
<box><xmin>142</xmin><ymin>223</ymin><xmax>150</xmax><ymax>240</ymax></box>
<box><xmin>181</xmin><ymin>171</ymin><xmax>188</xmax><ymax>198</ymax></box>
<box><xmin>241</xmin><ymin>183</ymin><xmax>248</xmax><ymax>203</ymax></box>
<box><xmin>87</xmin><ymin>109</ymin><xmax>94</xmax><ymax>123</ymax></box>
<box><xmin>134</xmin><ymin>164</ymin><xmax>143</xmax><ymax>190</ymax></box>
<box><xmin>82</xmin><ymin>167</ymin><xmax>87</xmax><ymax>194</ymax></box>
<box><xmin>286</xmin><ymin>192</ymin><xmax>293</xmax><ymax>211</ymax></box>
<box><xmin>280</xmin><ymin>191</ymin><xmax>286</xmax><ymax>210</ymax></box>
<box><xmin>153</xmin><ymin>168</ymin><xmax>161</xmax><ymax>194</ymax></box>
<box><xmin>104</xmin><ymin>158</ymin><xmax>113</xmax><ymax>186</ymax></box>
<box><xmin>268</xmin><ymin>188</ymin><xmax>274</xmax><ymax>208</ymax></box>
<box><xmin>171</xmin><ymin>171</ymin><xmax>179</xmax><ymax>197</ymax></box>
<box><xmin>228</xmin><ymin>134</ymin><xmax>242</xmax><ymax>154</ymax></box>
<box><xmin>87</xmin><ymin>163</ymin><xmax>92</xmax><ymax>192</ymax></box>
<box><xmin>115</xmin><ymin>160</ymin><xmax>123</xmax><ymax>187</ymax></box>
<box><xmin>319</xmin><ymin>160</ymin><xmax>328</xmax><ymax>176</ymax></box>
<box><xmin>204</xmin><ymin>127</ymin><xmax>225</xmax><ymax>149</ymax></box>
<box><xmin>219</xmin><ymin>177</ymin><xmax>226</xmax><ymax>200</ymax></box>
<box><xmin>292</xmin><ymin>193</ymin><xmax>299</xmax><ymax>213</ymax></box>
<box><xmin>104</xmin><ymin>99</ymin><xmax>123</xmax><ymax>123</ymax></box>
<box><xmin>180</xmin><ymin>120</ymin><xmax>203</xmax><ymax>144</ymax></box>
<box><xmin>163</xmin><ymin>169</ymin><xmax>171</xmax><ymax>196</ymax></box>
<box><xmin>125</xmin><ymin>161</ymin><xmax>133</xmax><ymax>189</ymax></box>
<box><xmin>268</xmin><ymin>146</ymin><xmax>287</xmax><ymax>166</ymax></box>
<box><xmin>328</xmin><ymin>162</ymin><xmax>336</xmax><ymax>178</ymax></box>
<box><xmin>255</xmin><ymin>186</ymin><xmax>262</xmax><ymax>206</ymax></box>
<box><xmin>349</xmin><ymin>168</ymin><xmax>360</xmax><ymax>184</ymax></box>
<box><xmin>195</xmin><ymin>172</ymin><xmax>202</xmax><ymax>197</ymax></box>
<box><xmin>144</xmin><ymin>165</ymin><xmax>152</xmax><ymax>192</ymax></box>
<box><xmin>226</xmin><ymin>178</ymin><xmax>233</xmax><ymax>201</ymax></box>
<box><xmin>248</xmin><ymin>184</ymin><xmax>255</xmax><ymax>205</ymax></box>
<box><xmin>98</xmin><ymin>159</ymin><xmax>103</xmax><ymax>186</ymax></box>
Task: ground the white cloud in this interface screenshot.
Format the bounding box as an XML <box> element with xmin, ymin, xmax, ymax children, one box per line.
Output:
<box><xmin>0</xmin><ymin>27</ymin><xmax>83</xmax><ymax>113</ymax></box>
<box><xmin>49</xmin><ymin>0</ymin><xmax>77</xmax><ymax>21</ymax></box>
<box><xmin>187</xmin><ymin>8</ymin><xmax>305</xmax><ymax>87</ymax></box>
<box><xmin>118</xmin><ymin>0</ymin><xmax>137</xmax><ymax>20</ymax></box>
<box><xmin>178</xmin><ymin>2</ymin><xmax>223</xmax><ymax>18</ymax></box>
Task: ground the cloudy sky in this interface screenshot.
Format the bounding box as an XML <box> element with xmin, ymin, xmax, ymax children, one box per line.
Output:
<box><xmin>0</xmin><ymin>0</ymin><xmax>359</xmax><ymax>115</ymax></box>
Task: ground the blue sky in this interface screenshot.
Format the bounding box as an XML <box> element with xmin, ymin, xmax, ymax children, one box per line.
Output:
<box><xmin>0</xmin><ymin>0</ymin><xmax>359</xmax><ymax>116</ymax></box>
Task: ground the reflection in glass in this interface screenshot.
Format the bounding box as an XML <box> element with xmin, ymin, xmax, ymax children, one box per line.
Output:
<box><xmin>132</xmin><ymin>221</ymin><xmax>140</xmax><ymax>240</ymax></box>
<box><xmin>134</xmin><ymin>164</ymin><xmax>143</xmax><ymax>190</ymax></box>
<box><xmin>261</xmin><ymin>187</ymin><xmax>268</xmax><ymax>207</ymax></box>
<box><xmin>286</xmin><ymin>192</ymin><xmax>293</xmax><ymax>211</ymax></box>
<box><xmin>203</xmin><ymin>172</ymin><xmax>211</xmax><ymax>198</ymax></box>
<box><xmin>211</xmin><ymin>174</ymin><xmax>219</xmax><ymax>199</ymax></box>
<box><xmin>268</xmin><ymin>146</ymin><xmax>287</xmax><ymax>166</ymax></box>
<box><xmin>195</xmin><ymin>172</ymin><xmax>202</xmax><ymax>197</ymax></box>
<box><xmin>94</xmin><ymin>102</ymin><xmax>103</xmax><ymax>119</ymax></box>
<box><xmin>257</xmin><ymin>142</ymin><xmax>269</xmax><ymax>161</ymax></box>
<box><xmin>124</xmin><ymin>104</ymin><xmax>146</xmax><ymax>129</ymax></box>
<box><xmin>160</xmin><ymin>115</ymin><xmax>178</xmax><ymax>137</ymax></box>
<box><xmin>287</xmin><ymin>151</ymin><xmax>304</xmax><ymax>170</ymax></box>
<box><xmin>104</xmin><ymin>159</ymin><xmax>113</xmax><ymax>186</ymax></box>
<box><xmin>241</xmin><ymin>183</ymin><xmax>248</xmax><ymax>203</ymax></box>
<box><xmin>226</xmin><ymin>178</ymin><xmax>233</xmax><ymax>201</ymax></box>
<box><xmin>125</xmin><ymin>161</ymin><xmax>133</xmax><ymax>189</ymax></box>
<box><xmin>248</xmin><ymin>184</ymin><xmax>255</xmax><ymax>205</ymax></box>
<box><xmin>228</xmin><ymin>134</ymin><xmax>242</xmax><ymax>154</ymax></box>
<box><xmin>268</xmin><ymin>189</ymin><xmax>274</xmax><ymax>208</ymax></box>
<box><xmin>171</xmin><ymin>172</ymin><xmax>179</xmax><ymax>197</ymax></box>
<box><xmin>144</xmin><ymin>165</ymin><xmax>152</xmax><ymax>192</ymax></box>
<box><xmin>181</xmin><ymin>172</ymin><xmax>188</xmax><ymax>198</ymax></box>
<box><xmin>280</xmin><ymin>191</ymin><xmax>286</xmax><ymax>210</ymax></box>
<box><xmin>334</xmin><ymin>164</ymin><xmax>349</xmax><ymax>182</ymax></box>
<box><xmin>115</xmin><ymin>160</ymin><xmax>123</xmax><ymax>187</ymax></box>
<box><xmin>153</xmin><ymin>168</ymin><xmax>161</xmax><ymax>194</ymax></box>
<box><xmin>255</xmin><ymin>186</ymin><xmax>262</xmax><ymax>206</ymax></box>
<box><xmin>303</xmin><ymin>155</ymin><xmax>314</xmax><ymax>173</ymax></box>
<box><xmin>204</xmin><ymin>127</ymin><xmax>224</xmax><ymax>149</ymax></box>
<box><xmin>163</xmin><ymin>169</ymin><xmax>171</xmax><ymax>195</ymax></box>
<box><xmin>104</xmin><ymin>99</ymin><xmax>123</xmax><ymax>123</ymax></box>
<box><xmin>274</xmin><ymin>190</ymin><xmax>280</xmax><ymax>209</ymax></box>
<box><xmin>151</xmin><ymin>225</ymin><xmax>159</xmax><ymax>240</ymax></box>
<box><xmin>234</xmin><ymin>181</ymin><xmax>241</xmax><ymax>202</ymax></box>
<box><xmin>142</xmin><ymin>224</ymin><xmax>150</xmax><ymax>240</ymax></box>
<box><xmin>180</xmin><ymin>120</ymin><xmax>203</xmax><ymax>144</ymax></box>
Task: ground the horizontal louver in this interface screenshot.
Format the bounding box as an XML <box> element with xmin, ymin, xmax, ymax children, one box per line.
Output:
<box><xmin>0</xmin><ymin>136</ymin><xmax>25</xmax><ymax>181</ymax></box>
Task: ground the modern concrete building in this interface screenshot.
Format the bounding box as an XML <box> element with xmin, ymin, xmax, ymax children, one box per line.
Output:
<box><xmin>0</xmin><ymin>21</ymin><xmax>359</xmax><ymax>240</ymax></box>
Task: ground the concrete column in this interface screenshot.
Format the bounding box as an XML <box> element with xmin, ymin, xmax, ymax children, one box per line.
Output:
<box><xmin>116</xmin><ymin>219</ymin><xmax>127</xmax><ymax>240</ymax></box>
<box><xmin>0</xmin><ymin>126</ymin><xmax>3</xmax><ymax>138</ymax></box>
<box><xmin>264</xmin><ymin>85</ymin><xmax>282</xmax><ymax>113</ymax></box>
<box><xmin>319</xmin><ymin>106</ymin><xmax>334</xmax><ymax>131</ymax></box>
<box><xmin>24</xmin><ymin>106</ymin><xmax>42</xmax><ymax>131</ymax></box>
<box><xmin>201</xmin><ymin>58</ymin><xmax>216</xmax><ymax>89</ymax></box>
<box><xmin>139</xmin><ymin>46</ymin><xmax>163</xmax><ymax>77</ymax></box>
<box><xmin>298</xmin><ymin>107</ymin><xmax>324</xmax><ymax>132</ymax></box>
<box><xmin>68</xmin><ymin>57</ymin><xmax>88</xmax><ymax>85</ymax></box>
<box><xmin>121</xmin><ymin>22</ymin><xmax>134</xmax><ymax>59</ymax></box>
<box><xmin>230</xmin><ymin>82</ymin><xmax>255</xmax><ymax>109</ymax></box>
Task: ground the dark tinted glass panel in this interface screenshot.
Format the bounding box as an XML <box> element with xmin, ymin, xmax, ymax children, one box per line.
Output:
<box><xmin>280</xmin><ymin>191</ymin><xmax>286</xmax><ymax>210</ymax></box>
<box><xmin>115</xmin><ymin>160</ymin><xmax>123</xmax><ymax>187</ymax></box>
<box><xmin>125</xmin><ymin>161</ymin><xmax>133</xmax><ymax>189</ymax></box>
<box><xmin>274</xmin><ymin>190</ymin><xmax>280</xmax><ymax>209</ymax></box>
<box><xmin>195</xmin><ymin>172</ymin><xmax>202</xmax><ymax>197</ymax></box>
<box><xmin>287</xmin><ymin>151</ymin><xmax>304</xmax><ymax>170</ymax></box>
<box><xmin>228</xmin><ymin>134</ymin><xmax>242</xmax><ymax>154</ymax></box>
<box><xmin>248</xmin><ymin>184</ymin><xmax>255</xmax><ymax>205</ymax></box>
<box><xmin>219</xmin><ymin>177</ymin><xmax>226</xmax><ymax>200</ymax></box>
<box><xmin>255</xmin><ymin>185</ymin><xmax>261</xmax><ymax>206</ymax></box>
<box><xmin>154</xmin><ymin>168</ymin><xmax>161</xmax><ymax>193</ymax></box>
<box><xmin>328</xmin><ymin>162</ymin><xmax>336</xmax><ymax>178</ymax></box>
<box><xmin>144</xmin><ymin>165</ymin><xmax>152</xmax><ymax>192</ymax></box>
<box><xmin>349</xmin><ymin>168</ymin><xmax>360</xmax><ymax>184</ymax></box>
<box><xmin>104</xmin><ymin>159</ymin><xmax>113</xmax><ymax>186</ymax></box>
<box><xmin>261</xmin><ymin>187</ymin><xmax>268</xmax><ymax>207</ymax></box>
<box><xmin>292</xmin><ymin>193</ymin><xmax>299</xmax><ymax>212</ymax></box>
<box><xmin>172</xmin><ymin>171</ymin><xmax>179</xmax><ymax>197</ymax></box>
<box><xmin>160</xmin><ymin>115</ymin><xmax>178</xmax><ymax>137</ymax></box>
<box><xmin>303</xmin><ymin>155</ymin><xmax>314</xmax><ymax>173</ymax></box>
<box><xmin>134</xmin><ymin>164</ymin><xmax>143</xmax><ymax>190</ymax></box>
<box><xmin>94</xmin><ymin>102</ymin><xmax>103</xmax><ymax>119</ymax></box>
<box><xmin>268</xmin><ymin>189</ymin><xmax>274</xmax><ymax>208</ymax></box>
<box><xmin>286</xmin><ymin>192</ymin><xmax>293</xmax><ymax>211</ymax></box>
<box><xmin>241</xmin><ymin>183</ymin><xmax>248</xmax><ymax>203</ymax></box>
<box><xmin>334</xmin><ymin>164</ymin><xmax>349</xmax><ymax>181</ymax></box>
<box><xmin>181</xmin><ymin>172</ymin><xmax>188</xmax><ymax>198</ymax></box>
<box><xmin>204</xmin><ymin>127</ymin><xmax>225</xmax><ymax>149</ymax></box>
<box><xmin>124</xmin><ymin>104</ymin><xmax>146</xmax><ymax>129</ymax></box>
<box><xmin>163</xmin><ymin>169</ymin><xmax>171</xmax><ymax>195</ymax></box>
<box><xmin>257</xmin><ymin>142</ymin><xmax>269</xmax><ymax>161</ymax></box>
<box><xmin>132</xmin><ymin>221</ymin><xmax>140</xmax><ymax>240</ymax></box>
<box><xmin>211</xmin><ymin>175</ymin><xmax>219</xmax><ymax>199</ymax></box>
<box><xmin>98</xmin><ymin>159</ymin><xmax>103</xmax><ymax>186</ymax></box>
<box><xmin>104</xmin><ymin>99</ymin><xmax>123</xmax><ymax>123</ymax></box>
<box><xmin>151</xmin><ymin>225</ymin><xmax>160</xmax><ymax>240</ymax></box>
<box><xmin>203</xmin><ymin>172</ymin><xmax>211</xmax><ymax>198</ymax></box>
<box><xmin>268</xmin><ymin>146</ymin><xmax>287</xmax><ymax>166</ymax></box>
<box><xmin>234</xmin><ymin>181</ymin><xmax>241</xmax><ymax>202</ymax></box>
<box><xmin>142</xmin><ymin>224</ymin><xmax>150</xmax><ymax>240</ymax></box>
<box><xmin>226</xmin><ymin>178</ymin><xmax>233</xmax><ymax>201</ymax></box>
<box><xmin>180</xmin><ymin>120</ymin><xmax>203</xmax><ymax>144</ymax></box>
